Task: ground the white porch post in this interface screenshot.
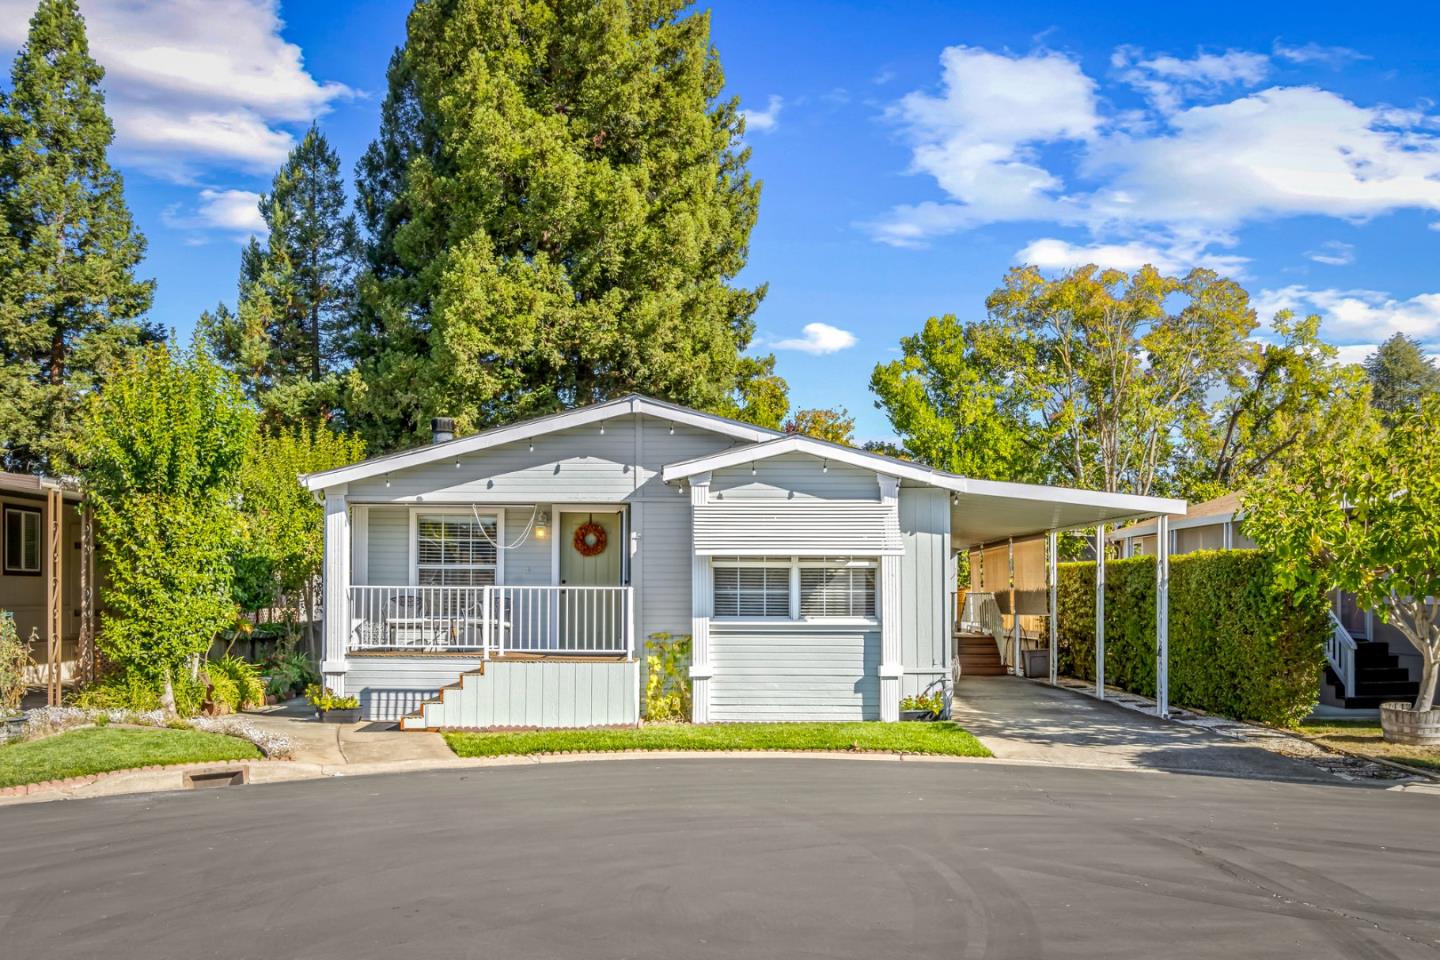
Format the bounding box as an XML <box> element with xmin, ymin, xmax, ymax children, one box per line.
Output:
<box><xmin>322</xmin><ymin>486</ymin><xmax>351</xmax><ymax>696</ymax></box>
<box><xmin>1048</xmin><ymin>529</ymin><xmax>1058</xmax><ymax>686</ymax></box>
<box><xmin>878</xmin><ymin>475</ymin><xmax>903</xmax><ymax>721</ymax></box>
<box><xmin>688</xmin><ymin>473</ymin><xmax>713</xmax><ymax>722</ymax></box>
<box><xmin>1095</xmin><ymin>523</ymin><xmax>1106</xmax><ymax>700</ymax></box>
<box><xmin>1156</xmin><ymin>514</ymin><xmax>1170</xmax><ymax>718</ymax></box>
<box><xmin>1008</xmin><ymin>538</ymin><xmax>1021</xmax><ymax>675</ymax></box>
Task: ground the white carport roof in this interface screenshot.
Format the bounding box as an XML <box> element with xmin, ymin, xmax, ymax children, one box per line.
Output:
<box><xmin>660</xmin><ymin>434</ymin><xmax>1185</xmax><ymax>547</ymax></box>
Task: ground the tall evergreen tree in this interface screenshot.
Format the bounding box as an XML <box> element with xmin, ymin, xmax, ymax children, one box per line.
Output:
<box><xmin>347</xmin><ymin>0</ymin><xmax>780</xmax><ymax>450</ymax></box>
<box><xmin>0</xmin><ymin>0</ymin><xmax>156</xmax><ymax>472</ymax></box>
<box><xmin>201</xmin><ymin>125</ymin><xmax>358</xmax><ymax>430</ymax></box>
<box><xmin>1364</xmin><ymin>332</ymin><xmax>1440</xmax><ymax>425</ymax></box>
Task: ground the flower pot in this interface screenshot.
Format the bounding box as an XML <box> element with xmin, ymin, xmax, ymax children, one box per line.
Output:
<box><xmin>900</xmin><ymin>709</ymin><xmax>938</xmax><ymax>722</ymax></box>
<box><xmin>1379</xmin><ymin>702</ymin><xmax>1440</xmax><ymax>746</ymax></box>
<box><xmin>318</xmin><ymin>707</ymin><xmax>361</xmax><ymax>724</ymax></box>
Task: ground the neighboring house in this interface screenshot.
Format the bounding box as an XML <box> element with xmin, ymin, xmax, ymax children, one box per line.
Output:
<box><xmin>0</xmin><ymin>472</ymin><xmax>99</xmax><ymax>700</ymax></box>
<box><xmin>303</xmin><ymin>395</ymin><xmax>1183</xmax><ymax>728</ymax></box>
<box><xmin>1111</xmin><ymin>495</ymin><xmax>1419</xmax><ymax>711</ymax></box>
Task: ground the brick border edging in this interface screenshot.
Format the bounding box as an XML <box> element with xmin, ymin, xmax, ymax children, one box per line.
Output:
<box><xmin>0</xmin><ymin>759</ymin><xmax>290</xmax><ymax>798</ymax></box>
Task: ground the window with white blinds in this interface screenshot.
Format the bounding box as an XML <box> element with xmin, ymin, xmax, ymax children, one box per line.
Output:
<box><xmin>799</xmin><ymin>565</ymin><xmax>876</xmax><ymax>618</ymax></box>
<box><xmin>415</xmin><ymin>513</ymin><xmax>498</xmax><ymax>586</ymax></box>
<box><xmin>712</xmin><ymin>556</ymin><xmax>877</xmax><ymax>621</ymax></box>
<box><xmin>712</xmin><ymin>558</ymin><xmax>791</xmax><ymax>618</ymax></box>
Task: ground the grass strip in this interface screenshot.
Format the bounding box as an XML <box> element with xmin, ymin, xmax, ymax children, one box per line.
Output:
<box><xmin>0</xmin><ymin>726</ymin><xmax>262</xmax><ymax>789</ymax></box>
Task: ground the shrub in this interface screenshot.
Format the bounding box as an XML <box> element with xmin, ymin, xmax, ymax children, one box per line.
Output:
<box><xmin>74</xmin><ymin>669</ymin><xmax>209</xmax><ymax>718</ymax></box>
<box><xmin>0</xmin><ymin>611</ymin><xmax>31</xmax><ymax>714</ymax></box>
<box><xmin>263</xmin><ymin>649</ymin><xmax>318</xmax><ymax>699</ymax></box>
<box><xmin>206</xmin><ymin>656</ymin><xmax>265</xmax><ymax>710</ymax></box>
<box><xmin>1056</xmin><ymin>550</ymin><xmax>1327</xmax><ymax>726</ymax></box>
<box><xmin>901</xmin><ymin>692</ymin><xmax>944</xmax><ymax>717</ymax></box>
<box><xmin>304</xmin><ymin>685</ymin><xmax>358</xmax><ymax>712</ymax></box>
<box><xmin>645</xmin><ymin>633</ymin><xmax>692</xmax><ymax>721</ymax></box>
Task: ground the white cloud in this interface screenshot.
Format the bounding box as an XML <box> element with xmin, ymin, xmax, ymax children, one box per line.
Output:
<box><xmin>871</xmin><ymin>44</ymin><xmax>1440</xmax><ymax>267</ymax></box>
<box><xmin>1272</xmin><ymin>41</ymin><xmax>1368</xmax><ymax>67</ymax></box>
<box><xmin>1016</xmin><ymin>236</ymin><xmax>1249</xmax><ymax>275</ymax></box>
<box><xmin>742</xmin><ymin>95</ymin><xmax>783</xmax><ymax>133</ymax></box>
<box><xmin>773</xmin><ymin>322</ymin><xmax>858</xmax><ymax>355</ymax></box>
<box><xmin>1254</xmin><ymin>285</ymin><xmax>1440</xmax><ymax>344</ymax></box>
<box><xmin>0</xmin><ymin>0</ymin><xmax>351</xmax><ymax>180</ymax></box>
<box><xmin>1331</xmin><ymin>344</ymin><xmax>1377</xmax><ymax>366</ymax></box>
<box><xmin>1306</xmin><ymin>240</ymin><xmax>1355</xmax><ymax>266</ymax></box>
<box><xmin>162</xmin><ymin>188</ymin><xmax>264</xmax><ymax>239</ymax></box>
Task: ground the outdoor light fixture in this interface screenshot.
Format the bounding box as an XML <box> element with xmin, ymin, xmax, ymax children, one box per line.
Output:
<box><xmin>822</xmin><ymin>460</ymin><xmax>828</xmax><ymax>473</ymax></box>
<box><xmin>751</xmin><ymin>462</ymin><xmax>757</xmax><ymax>475</ymax></box>
<box><xmin>535</xmin><ymin>510</ymin><xmax>551</xmax><ymax>539</ymax></box>
<box><xmin>529</xmin><ymin>441</ymin><xmax>534</xmax><ymax>452</ymax></box>
<box><xmin>384</xmin><ymin>475</ymin><xmax>391</xmax><ymax>488</ymax></box>
<box><xmin>600</xmin><ymin>422</ymin><xmax>606</xmax><ymax>435</ymax></box>
<box><xmin>669</xmin><ymin>422</ymin><xmax>675</xmax><ymax>435</ymax></box>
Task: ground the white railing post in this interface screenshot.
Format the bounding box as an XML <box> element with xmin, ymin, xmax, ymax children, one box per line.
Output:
<box><xmin>1156</xmin><ymin>514</ymin><xmax>1170</xmax><ymax>719</ymax></box>
<box><xmin>1095</xmin><ymin>524</ymin><xmax>1106</xmax><ymax>701</ymax></box>
<box><xmin>626</xmin><ymin>586</ymin><xmax>636</xmax><ymax>660</ymax></box>
<box><xmin>1048</xmin><ymin>529</ymin><xmax>1058</xmax><ymax>686</ymax></box>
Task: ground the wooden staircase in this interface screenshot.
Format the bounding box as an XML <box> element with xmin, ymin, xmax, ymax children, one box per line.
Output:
<box><xmin>954</xmin><ymin>631</ymin><xmax>1006</xmax><ymax>677</ymax></box>
<box><xmin>1325</xmin><ymin>639</ymin><xmax>1420</xmax><ymax>710</ymax></box>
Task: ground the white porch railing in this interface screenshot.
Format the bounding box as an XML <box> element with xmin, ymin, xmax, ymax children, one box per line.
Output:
<box><xmin>960</xmin><ymin>591</ymin><xmax>1008</xmax><ymax>662</ymax></box>
<box><xmin>347</xmin><ymin>585</ymin><xmax>635</xmax><ymax>657</ymax></box>
<box><xmin>1326</xmin><ymin>610</ymin><xmax>1357</xmax><ymax>698</ymax></box>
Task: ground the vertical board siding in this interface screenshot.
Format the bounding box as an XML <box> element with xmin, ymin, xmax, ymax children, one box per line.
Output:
<box><xmin>709</xmin><ymin>624</ymin><xmax>881</xmax><ymax>721</ymax></box>
<box><xmin>710</xmin><ymin>452</ymin><xmax>878</xmax><ymax>501</ymax></box>
<box><xmin>899</xmin><ymin>487</ymin><xmax>950</xmax><ymax>693</ymax></box>
<box><xmin>366</xmin><ymin>506</ymin><xmax>410</xmax><ymax>586</ymax></box>
<box><xmin>636</xmin><ymin>497</ymin><xmax>692</xmax><ymax>641</ymax></box>
<box><xmin>351</xmin><ymin>656</ymin><xmax>638</xmax><ymax>726</ymax></box>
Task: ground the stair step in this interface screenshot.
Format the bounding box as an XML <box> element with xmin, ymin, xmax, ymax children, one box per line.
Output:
<box><xmin>1356</xmin><ymin>666</ymin><xmax>1411</xmax><ymax>684</ymax></box>
<box><xmin>1353</xmin><ymin>680</ymin><xmax>1420</xmax><ymax>697</ymax></box>
<box><xmin>1339</xmin><ymin>694</ymin><xmax>1415</xmax><ymax>710</ymax></box>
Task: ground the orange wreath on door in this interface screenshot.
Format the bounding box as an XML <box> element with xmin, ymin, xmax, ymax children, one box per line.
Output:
<box><xmin>572</xmin><ymin>519</ymin><xmax>607</xmax><ymax>557</ymax></box>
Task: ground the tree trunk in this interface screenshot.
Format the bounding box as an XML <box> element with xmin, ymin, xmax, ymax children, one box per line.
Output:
<box><xmin>1417</xmin><ymin>659</ymin><xmax>1438</xmax><ymax>715</ymax></box>
<box><xmin>160</xmin><ymin>670</ymin><xmax>177</xmax><ymax>715</ymax></box>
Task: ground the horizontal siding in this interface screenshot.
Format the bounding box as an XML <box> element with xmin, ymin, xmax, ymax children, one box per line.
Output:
<box><xmin>694</xmin><ymin>501</ymin><xmax>903</xmax><ymax>556</ymax></box>
<box><xmin>424</xmin><ymin>660</ymin><xmax>638</xmax><ymax>728</ymax></box>
<box><xmin>709</xmin><ymin>625</ymin><xmax>880</xmax><ymax>722</ymax></box>
<box><xmin>710</xmin><ymin>452</ymin><xmax>878</xmax><ymax>501</ymax></box>
<box><xmin>348</xmin><ymin>656</ymin><xmax>481</xmax><ymax>720</ymax></box>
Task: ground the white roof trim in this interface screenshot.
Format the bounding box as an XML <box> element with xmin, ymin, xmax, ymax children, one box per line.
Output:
<box><xmin>302</xmin><ymin>394</ymin><xmax>777</xmax><ymax>492</ymax></box>
<box><xmin>1112</xmin><ymin>510</ymin><xmax>1238</xmax><ymax>540</ymax></box>
<box><xmin>661</xmin><ymin>434</ymin><xmax>1186</xmax><ymax>517</ymax></box>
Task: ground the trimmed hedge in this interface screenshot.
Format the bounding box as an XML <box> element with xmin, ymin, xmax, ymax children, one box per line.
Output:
<box><xmin>1057</xmin><ymin>550</ymin><xmax>1327</xmax><ymax>727</ymax></box>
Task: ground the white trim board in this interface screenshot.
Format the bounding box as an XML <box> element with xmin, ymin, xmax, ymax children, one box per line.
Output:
<box><xmin>302</xmin><ymin>395</ymin><xmax>777</xmax><ymax>492</ymax></box>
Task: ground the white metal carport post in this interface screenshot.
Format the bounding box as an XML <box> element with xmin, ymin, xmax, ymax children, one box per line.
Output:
<box><xmin>321</xmin><ymin>485</ymin><xmax>351</xmax><ymax>697</ymax></box>
<box><xmin>1094</xmin><ymin>524</ymin><xmax>1105</xmax><ymax>700</ymax></box>
<box><xmin>1156</xmin><ymin>514</ymin><xmax>1170</xmax><ymax>718</ymax></box>
<box><xmin>1047</xmin><ymin>530</ymin><xmax>1058</xmax><ymax>686</ymax></box>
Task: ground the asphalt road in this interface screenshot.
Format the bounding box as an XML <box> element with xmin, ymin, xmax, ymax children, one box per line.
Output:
<box><xmin>2</xmin><ymin>759</ymin><xmax>1437</xmax><ymax>960</ymax></box>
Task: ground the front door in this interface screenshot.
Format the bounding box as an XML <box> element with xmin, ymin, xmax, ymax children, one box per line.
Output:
<box><xmin>558</xmin><ymin>511</ymin><xmax>623</xmax><ymax>651</ymax></box>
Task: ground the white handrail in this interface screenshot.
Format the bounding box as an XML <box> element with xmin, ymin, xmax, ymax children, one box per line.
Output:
<box><xmin>348</xmin><ymin>585</ymin><xmax>633</xmax><ymax>657</ymax></box>
<box><xmin>961</xmin><ymin>592</ymin><xmax>1008</xmax><ymax>663</ymax></box>
<box><xmin>1326</xmin><ymin>610</ymin><xmax>1357</xmax><ymax>698</ymax></box>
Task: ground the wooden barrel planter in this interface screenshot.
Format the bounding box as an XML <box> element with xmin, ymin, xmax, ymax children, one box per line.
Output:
<box><xmin>1379</xmin><ymin>702</ymin><xmax>1440</xmax><ymax>746</ymax></box>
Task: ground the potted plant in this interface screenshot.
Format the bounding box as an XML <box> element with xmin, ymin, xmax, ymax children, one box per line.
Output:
<box><xmin>0</xmin><ymin>612</ymin><xmax>30</xmax><ymax>742</ymax></box>
<box><xmin>1244</xmin><ymin>395</ymin><xmax>1440</xmax><ymax>745</ymax></box>
<box><xmin>306</xmin><ymin>684</ymin><xmax>361</xmax><ymax>723</ymax></box>
<box><xmin>900</xmin><ymin>691</ymin><xmax>945</xmax><ymax>721</ymax></box>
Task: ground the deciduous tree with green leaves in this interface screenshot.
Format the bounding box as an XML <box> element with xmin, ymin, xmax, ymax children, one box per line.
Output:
<box><xmin>1242</xmin><ymin>395</ymin><xmax>1440</xmax><ymax>723</ymax></box>
<box><xmin>346</xmin><ymin>0</ymin><xmax>781</xmax><ymax>450</ymax></box>
<box><xmin>784</xmin><ymin>406</ymin><xmax>855</xmax><ymax>445</ymax></box>
<box><xmin>0</xmin><ymin>0</ymin><xmax>157</xmax><ymax>473</ymax></box>
<box><xmin>72</xmin><ymin>342</ymin><xmax>254</xmax><ymax>713</ymax></box>
<box><xmin>201</xmin><ymin>126</ymin><xmax>358</xmax><ymax>431</ymax></box>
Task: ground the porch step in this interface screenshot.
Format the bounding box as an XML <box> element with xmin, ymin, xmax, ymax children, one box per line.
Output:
<box><xmin>399</xmin><ymin>657</ymin><xmax>639</xmax><ymax>730</ymax></box>
<box><xmin>1326</xmin><ymin>639</ymin><xmax>1420</xmax><ymax>710</ymax></box>
<box><xmin>954</xmin><ymin>632</ymin><xmax>1005</xmax><ymax>678</ymax></box>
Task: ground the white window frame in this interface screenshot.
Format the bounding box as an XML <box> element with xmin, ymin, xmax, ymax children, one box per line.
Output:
<box><xmin>711</xmin><ymin>555</ymin><xmax>878</xmax><ymax>625</ymax></box>
<box><xmin>3</xmin><ymin>505</ymin><xmax>42</xmax><ymax>576</ymax></box>
<box><xmin>408</xmin><ymin>507</ymin><xmax>505</xmax><ymax>587</ymax></box>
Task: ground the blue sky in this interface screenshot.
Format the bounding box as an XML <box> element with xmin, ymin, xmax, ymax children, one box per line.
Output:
<box><xmin>3</xmin><ymin>0</ymin><xmax>1439</xmax><ymax>440</ymax></box>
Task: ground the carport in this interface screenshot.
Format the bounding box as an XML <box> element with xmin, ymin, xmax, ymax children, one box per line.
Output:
<box><xmin>945</xmin><ymin>478</ymin><xmax>1185</xmax><ymax>716</ymax></box>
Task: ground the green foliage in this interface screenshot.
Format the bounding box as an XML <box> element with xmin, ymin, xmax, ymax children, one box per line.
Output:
<box><xmin>783</xmin><ymin>407</ymin><xmax>856</xmax><ymax>445</ymax></box>
<box><xmin>900</xmin><ymin>691</ymin><xmax>944</xmax><ymax>717</ymax></box>
<box><xmin>1364</xmin><ymin>332</ymin><xmax>1440</xmax><ymax>426</ymax></box>
<box><xmin>0</xmin><ymin>0</ymin><xmax>158</xmax><ymax>473</ymax></box>
<box><xmin>200</xmin><ymin>126</ymin><xmax>359</xmax><ymax>431</ymax></box>
<box><xmin>645</xmin><ymin>633</ymin><xmax>692</xmax><ymax>721</ymax></box>
<box><xmin>71</xmin><ymin>341</ymin><xmax>254</xmax><ymax>708</ymax></box>
<box><xmin>1242</xmin><ymin>395</ymin><xmax>1440</xmax><ymax>712</ymax></box>
<box><xmin>205</xmin><ymin>656</ymin><xmax>265</xmax><ymax>711</ymax></box>
<box><xmin>264</xmin><ymin>649</ymin><xmax>319</xmax><ymax>699</ymax></box>
<box><xmin>346</xmin><ymin>0</ymin><xmax>779</xmax><ymax>450</ymax></box>
<box><xmin>73</xmin><ymin>669</ymin><xmax>208</xmax><ymax>717</ymax></box>
<box><xmin>233</xmin><ymin>426</ymin><xmax>365</xmax><ymax>620</ymax></box>
<box><xmin>304</xmin><ymin>684</ymin><xmax>359</xmax><ymax>712</ymax></box>
<box><xmin>1056</xmin><ymin>551</ymin><xmax>1328</xmax><ymax>726</ymax></box>
<box><xmin>0</xmin><ymin>611</ymin><xmax>29</xmax><ymax>713</ymax></box>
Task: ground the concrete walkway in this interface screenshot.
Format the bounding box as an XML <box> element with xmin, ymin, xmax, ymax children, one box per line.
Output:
<box><xmin>951</xmin><ymin>676</ymin><xmax>1335</xmax><ymax>781</ymax></box>
<box><xmin>242</xmin><ymin>699</ymin><xmax>456</xmax><ymax>768</ymax></box>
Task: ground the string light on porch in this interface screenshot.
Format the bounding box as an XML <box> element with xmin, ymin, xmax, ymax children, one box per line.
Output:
<box><xmin>822</xmin><ymin>460</ymin><xmax>828</xmax><ymax>473</ymax></box>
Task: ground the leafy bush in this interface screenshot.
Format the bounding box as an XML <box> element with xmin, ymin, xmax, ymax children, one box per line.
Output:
<box><xmin>0</xmin><ymin>611</ymin><xmax>31</xmax><ymax>714</ymax></box>
<box><xmin>74</xmin><ymin>669</ymin><xmax>209</xmax><ymax>717</ymax></box>
<box><xmin>206</xmin><ymin>656</ymin><xmax>265</xmax><ymax>710</ymax></box>
<box><xmin>901</xmin><ymin>691</ymin><xmax>944</xmax><ymax>717</ymax></box>
<box><xmin>263</xmin><ymin>649</ymin><xmax>318</xmax><ymax>699</ymax></box>
<box><xmin>1057</xmin><ymin>550</ymin><xmax>1328</xmax><ymax>726</ymax></box>
<box><xmin>645</xmin><ymin>633</ymin><xmax>692</xmax><ymax>721</ymax></box>
<box><xmin>304</xmin><ymin>685</ymin><xmax>358</xmax><ymax>711</ymax></box>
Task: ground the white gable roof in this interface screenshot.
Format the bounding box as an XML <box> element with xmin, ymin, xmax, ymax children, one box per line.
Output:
<box><xmin>302</xmin><ymin>394</ymin><xmax>777</xmax><ymax>492</ymax></box>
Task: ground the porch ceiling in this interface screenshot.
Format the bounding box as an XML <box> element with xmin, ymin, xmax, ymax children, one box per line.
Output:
<box><xmin>949</xmin><ymin>487</ymin><xmax>1181</xmax><ymax>549</ymax></box>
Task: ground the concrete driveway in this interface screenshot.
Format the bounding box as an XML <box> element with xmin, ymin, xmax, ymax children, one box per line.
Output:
<box><xmin>951</xmin><ymin>676</ymin><xmax>1330</xmax><ymax>780</ymax></box>
<box><xmin>2</xmin><ymin>759</ymin><xmax>1436</xmax><ymax>959</ymax></box>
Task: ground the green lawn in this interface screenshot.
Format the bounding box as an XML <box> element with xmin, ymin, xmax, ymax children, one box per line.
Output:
<box><xmin>0</xmin><ymin>727</ymin><xmax>262</xmax><ymax>789</ymax></box>
<box><xmin>1299</xmin><ymin>720</ymin><xmax>1440</xmax><ymax>773</ymax></box>
<box><xmin>444</xmin><ymin>721</ymin><xmax>992</xmax><ymax>758</ymax></box>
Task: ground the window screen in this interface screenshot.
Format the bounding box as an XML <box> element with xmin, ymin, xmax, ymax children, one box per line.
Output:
<box><xmin>4</xmin><ymin>507</ymin><xmax>41</xmax><ymax>575</ymax></box>
<box><xmin>800</xmin><ymin>565</ymin><xmax>876</xmax><ymax>618</ymax></box>
<box><xmin>712</xmin><ymin>559</ymin><xmax>790</xmax><ymax>618</ymax></box>
<box><xmin>416</xmin><ymin>514</ymin><xmax>498</xmax><ymax>586</ymax></box>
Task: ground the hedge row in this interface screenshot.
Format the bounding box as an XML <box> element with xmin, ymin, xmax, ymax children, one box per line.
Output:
<box><xmin>1057</xmin><ymin>550</ymin><xmax>1327</xmax><ymax>727</ymax></box>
